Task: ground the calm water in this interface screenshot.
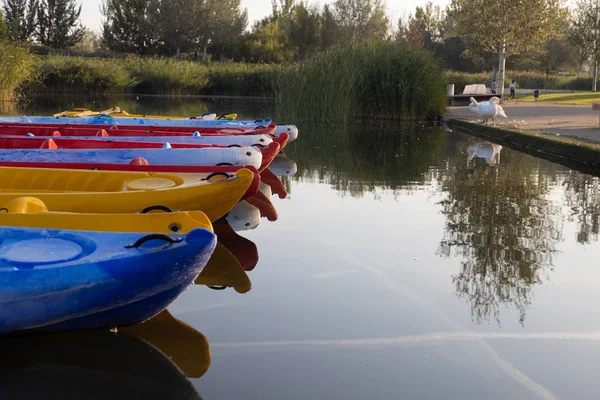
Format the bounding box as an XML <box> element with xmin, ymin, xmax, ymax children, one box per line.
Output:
<box><xmin>3</xmin><ymin>95</ymin><xmax>600</xmax><ymax>399</ymax></box>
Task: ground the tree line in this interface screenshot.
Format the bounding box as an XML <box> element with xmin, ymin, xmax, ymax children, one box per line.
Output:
<box><xmin>2</xmin><ymin>0</ymin><xmax>600</xmax><ymax>86</ymax></box>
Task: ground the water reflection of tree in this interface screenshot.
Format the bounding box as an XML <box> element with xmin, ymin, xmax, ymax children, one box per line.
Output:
<box><xmin>286</xmin><ymin>121</ymin><xmax>447</xmax><ymax>196</ymax></box>
<box><xmin>562</xmin><ymin>172</ymin><xmax>600</xmax><ymax>244</ymax></box>
<box><xmin>437</xmin><ymin>144</ymin><xmax>563</xmax><ymax>325</ymax></box>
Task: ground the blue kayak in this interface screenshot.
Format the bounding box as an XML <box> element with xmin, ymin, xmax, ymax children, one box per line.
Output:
<box><xmin>0</xmin><ymin>147</ymin><xmax>262</xmax><ymax>168</ymax></box>
<box><xmin>0</xmin><ymin>227</ymin><xmax>216</xmax><ymax>334</ymax></box>
<box><xmin>0</xmin><ymin>115</ymin><xmax>272</xmax><ymax>127</ymax></box>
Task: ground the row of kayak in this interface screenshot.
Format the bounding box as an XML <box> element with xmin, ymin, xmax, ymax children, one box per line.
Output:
<box><xmin>0</xmin><ymin>110</ymin><xmax>299</xmax><ymax>335</ymax></box>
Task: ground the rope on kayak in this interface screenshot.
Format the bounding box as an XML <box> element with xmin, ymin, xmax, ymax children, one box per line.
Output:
<box><xmin>125</xmin><ymin>234</ymin><xmax>182</xmax><ymax>249</ymax></box>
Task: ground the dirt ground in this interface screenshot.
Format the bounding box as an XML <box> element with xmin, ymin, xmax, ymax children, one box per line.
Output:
<box><xmin>445</xmin><ymin>101</ymin><xmax>600</xmax><ymax>143</ymax></box>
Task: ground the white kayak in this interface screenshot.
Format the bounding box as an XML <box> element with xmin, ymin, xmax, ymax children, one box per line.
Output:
<box><xmin>16</xmin><ymin>134</ymin><xmax>274</xmax><ymax>147</ymax></box>
<box><xmin>0</xmin><ymin>147</ymin><xmax>262</xmax><ymax>168</ymax></box>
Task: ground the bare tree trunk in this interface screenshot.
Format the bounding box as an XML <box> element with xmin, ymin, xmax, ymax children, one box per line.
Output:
<box><xmin>497</xmin><ymin>40</ymin><xmax>506</xmax><ymax>103</ymax></box>
<box><xmin>176</xmin><ymin>47</ymin><xmax>181</xmax><ymax>58</ymax></box>
<box><xmin>594</xmin><ymin>59</ymin><xmax>598</xmax><ymax>92</ymax></box>
<box><xmin>202</xmin><ymin>43</ymin><xmax>208</xmax><ymax>62</ymax></box>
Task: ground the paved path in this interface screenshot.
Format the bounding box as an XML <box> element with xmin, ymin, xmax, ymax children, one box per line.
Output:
<box><xmin>445</xmin><ymin>102</ymin><xmax>600</xmax><ymax>143</ymax></box>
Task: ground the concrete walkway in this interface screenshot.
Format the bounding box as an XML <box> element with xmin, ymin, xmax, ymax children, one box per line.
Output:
<box><xmin>445</xmin><ymin>102</ymin><xmax>600</xmax><ymax>143</ymax></box>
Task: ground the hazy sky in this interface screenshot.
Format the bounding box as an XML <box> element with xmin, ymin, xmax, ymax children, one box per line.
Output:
<box><xmin>81</xmin><ymin>0</ymin><xmax>450</xmax><ymax>33</ymax></box>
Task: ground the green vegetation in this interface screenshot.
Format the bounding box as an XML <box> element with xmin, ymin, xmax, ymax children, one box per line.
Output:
<box><xmin>32</xmin><ymin>56</ymin><xmax>277</xmax><ymax>96</ymax></box>
<box><xmin>447</xmin><ymin>71</ymin><xmax>593</xmax><ymax>92</ymax></box>
<box><xmin>276</xmin><ymin>44</ymin><xmax>446</xmax><ymax>121</ymax></box>
<box><xmin>0</xmin><ymin>40</ymin><xmax>37</xmax><ymax>100</ymax></box>
<box><xmin>517</xmin><ymin>92</ymin><xmax>600</xmax><ymax>105</ymax></box>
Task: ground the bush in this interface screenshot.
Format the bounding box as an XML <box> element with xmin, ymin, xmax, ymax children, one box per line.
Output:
<box><xmin>0</xmin><ymin>41</ymin><xmax>37</xmax><ymax>100</ymax></box>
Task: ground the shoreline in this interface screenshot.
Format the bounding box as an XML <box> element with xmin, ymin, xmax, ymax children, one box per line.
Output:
<box><xmin>445</xmin><ymin>118</ymin><xmax>600</xmax><ymax>176</ymax></box>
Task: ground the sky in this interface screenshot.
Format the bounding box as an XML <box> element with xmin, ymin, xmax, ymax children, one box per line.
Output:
<box><xmin>81</xmin><ymin>0</ymin><xmax>450</xmax><ymax>33</ymax></box>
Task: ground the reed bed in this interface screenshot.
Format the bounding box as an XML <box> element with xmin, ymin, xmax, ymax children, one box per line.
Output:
<box><xmin>0</xmin><ymin>41</ymin><xmax>37</xmax><ymax>101</ymax></box>
<box><xmin>275</xmin><ymin>44</ymin><xmax>447</xmax><ymax>121</ymax></box>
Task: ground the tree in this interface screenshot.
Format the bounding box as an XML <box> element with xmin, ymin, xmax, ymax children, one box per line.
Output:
<box><xmin>36</xmin><ymin>0</ymin><xmax>84</xmax><ymax>48</ymax></box>
<box><xmin>327</xmin><ymin>0</ymin><xmax>388</xmax><ymax>45</ymax></box>
<box><xmin>101</xmin><ymin>0</ymin><xmax>155</xmax><ymax>54</ymax></box>
<box><xmin>2</xmin><ymin>0</ymin><xmax>37</xmax><ymax>41</ymax></box>
<box><xmin>286</xmin><ymin>2</ymin><xmax>321</xmax><ymax>60</ymax></box>
<box><xmin>194</xmin><ymin>0</ymin><xmax>247</xmax><ymax>61</ymax></box>
<box><xmin>450</xmin><ymin>0</ymin><xmax>565</xmax><ymax>101</ymax></box>
<box><xmin>242</xmin><ymin>19</ymin><xmax>294</xmax><ymax>63</ymax></box>
<box><xmin>0</xmin><ymin>10</ymin><xmax>8</xmax><ymax>40</ymax></box>
<box><xmin>148</xmin><ymin>0</ymin><xmax>203</xmax><ymax>56</ymax></box>
<box><xmin>571</xmin><ymin>0</ymin><xmax>600</xmax><ymax>90</ymax></box>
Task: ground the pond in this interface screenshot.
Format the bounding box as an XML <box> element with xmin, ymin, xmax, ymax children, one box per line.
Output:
<box><xmin>2</xmin><ymin>95</ymin><xmax>600</xmax><ymax>399</ymax></box>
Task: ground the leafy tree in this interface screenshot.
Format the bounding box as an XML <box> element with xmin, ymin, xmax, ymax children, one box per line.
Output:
<box><xmin>194</xmin><ymin>0</ymin><xmax>247</xmax><ymax>61</ymax></box>
<box><xmin>571</xmin><ymin>0</ymin><xmax>600</xmax><ymax>90</ymax></box>
<box><xmin>287</xmin><ymin>2</ymin><xmax>321</xmax><ymax>59</ymax></box>
<box><xmin>450</xmin><ymin>0</ymin><xmax>565</xmax><ymax>101</ymax></box>
<box><xmin>242</xmin><ymin>19</ymin><xmax>294</xmax><ymax>63</ymax></box>
<box><xmin>36</xmin><ymin>0</ymin><xmax>84</xmax><ymax>48</ymax></box>
<box><xmin>0</xmin><ymin>10</ymin><xmax>8</xmax><ymax>40</ymax></box>
<box><xmin>148</xmin><ymin>0</ymin><xmax>203</xmax><ymax>56</ymax></box>
<box><xmin>327</xmin><ymin>0</ymin><xmax>388</xmax><ymax>46</ymax></box>
<box><xmin>2</xmin><ymin>0</ymin><xmax>37</xmax><ymax>41</ymax></box>
<box><xmin>101</xmin><ymin>0</ymin><xmax>155</xmax><ymax>54</ymax></box>
<box><xmin>398</xmin><ymin>2</ymin><xmax>443</xmax><ymax>51</ymax></box>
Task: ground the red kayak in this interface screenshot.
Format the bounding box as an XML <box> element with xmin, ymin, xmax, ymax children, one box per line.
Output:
<box><xmin>0</xmin><ymin>123</ymin><xmax>277</xmax><ymax>136</ymax></box>
<box><xmin>0</xmin><ymin>137</ymin><xmax>280</xmax><ymax>172</ymax></box>
<box><xmin>0</xmin><ymin>162</ymin><xmax>261</xmax><ymax>200</ymax></box>
<box><xmin>0</xmin><ymin>125</ymin><xmax>289</xmax><ymax>150</ymax></box>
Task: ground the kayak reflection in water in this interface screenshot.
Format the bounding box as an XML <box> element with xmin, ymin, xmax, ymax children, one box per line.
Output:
<box><xmin>0</xmin><ymin>310</ymin><xmax>209</xmax><ymax>399</ymax></box>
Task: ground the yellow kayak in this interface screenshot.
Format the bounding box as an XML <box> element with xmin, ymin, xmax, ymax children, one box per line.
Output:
<box><xmin>0</xmin><ymin>167</ymin><xmax>253</xmax><ymax>221</ymax></box>
<box><xmin>0</xmin><ymin>196</ymin><xmax>213</xmax><ymax>233</ymax></box>
<box><xmin>54</xmin><ymin>107</ymin><xmax>238</xmax><ymax>120</ymax></box>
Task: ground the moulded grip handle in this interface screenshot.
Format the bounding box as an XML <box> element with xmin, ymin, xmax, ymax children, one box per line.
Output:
<box><xmin>140</xmin><ymin>205</ymin><xmax>174</xmax><ymax>213</ymax></box>
<box><xmin>125</xmin><ymin>234</ymin><xmax>182</xmax><ymax>249</ymax></box>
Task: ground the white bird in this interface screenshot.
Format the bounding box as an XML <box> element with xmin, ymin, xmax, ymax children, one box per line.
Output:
<box><xmin>466</xmin><ymin>143</ymin><xmax>503</xmax><ymax>166</ymax></box>
<box><xmin>469</xmin><ymin>96</ymin><xmax>507</xmax><ymax>125</ymax></box>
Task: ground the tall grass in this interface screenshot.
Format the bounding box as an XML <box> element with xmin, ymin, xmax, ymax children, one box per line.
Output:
<box><xmin>0</xmin><ymin>41</ymin><xmax>37</xmax><ymax>101</ymax></box>
<box><xmin>447</xmin><ymin>70</ymin><xmax>593</xmax><ymax>92</ymax></box>
<box><xmin>275</xmin><ymin>44</ymin><xmax>447</xmax><ymax>121</ymax></box>
<box><xmin>34</xmin><ymin>56</ymin><xmax>278</xmax><ymax>96</ymax></box>
<box><xmin>37</xmin><ymin>56</ymin><xmax>134</xmax><ymax>93</ymax></box>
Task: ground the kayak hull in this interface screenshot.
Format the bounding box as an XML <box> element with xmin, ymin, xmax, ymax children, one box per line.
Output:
<box><xmin>0</xmin><ymin>167</ymin><xmax>254</xmax><ymax>221</ymax></box>
<box><xmin>0</xmin><ymin>162</ymin><xmax>260</xmax><ymax>200</ymax></box>
<box><xmin>0</xmin><ymin>227</ymin><xmax>216</xmax><ymax>334</ymax></box>
<box><xmin>0</xmin><ymin>147</ymin><xmax>263</xmax><ymax>169</ymax></box>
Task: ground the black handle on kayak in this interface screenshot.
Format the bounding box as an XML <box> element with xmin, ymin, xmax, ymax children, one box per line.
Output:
<box><xmin>203</xmin><ymin>172</ymin><xmax>232</xmax><ymax>181</ymax></box>
<box><xmin>0</xmin><ymin>208</ymin><xmax>8</xmax><ymax>213</ymax></box>
<box><xmin>216</xmin><ymin>162</ymin><xmax>233</xmax><ymax>166</ymax></box>
<box><xmin>252</xmin><ymin>143</ymin><xmax>267</xmax><ymax>148</ymax></box>
<box><xmin>140</xmin><ymin>205</ymin><xmax>175</xmax><ymax>214</ymax></box>
<box><xmin>227</xmin><ymin>144</ymin><xmax>241</xmax><ymax>148</ymax></box>
<box><xmin>217</xmin><ymin>114</ymin><xmax>228</xmax><ymax>120</ymax></box>
<box><xmin>208</xmin><ymin>285</ymin><xmax>228</xmax><ymax>291</ymax></box>
<box><xmin>254</xmin><ymin>125</ymin><xmax>266</xmax><ymax>130</ymax></box>
<box><xmin>125</xmin><ymin>234</ymin><xmax>182</xmax><ymax>249</ymax></box>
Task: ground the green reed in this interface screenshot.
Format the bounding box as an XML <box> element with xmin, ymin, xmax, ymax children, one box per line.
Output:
<box><xmin>275</xmin><ymin>44</ymin><xmax>447</xmax><ymax>121</ymax></box>
<box><xmin>0</xmin><ymin>41</ymin><xmax>37</xmax><ymax>101</ymax></box>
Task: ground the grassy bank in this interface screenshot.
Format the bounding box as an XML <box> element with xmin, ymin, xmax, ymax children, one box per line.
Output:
<box><xmin>447</xmin><ymin>119</ymin><xmax>600</xmax><ymax>175</ymax></box>
<box><xmin>448</xmin><ymin>71</ymin><xmax>592</xmax><ymax>92</ymax></box>
<box><xmin>275</xmin><ymin>44</ymin><xmax>447</xmax><ymax>121</ymax></box>
<box><xmin>0</xmin><ymin>41</ymin><xmax>38</xmax><ymax>101</ymax></box>
<box><xmin>34</xmin><ymin>56</ymin><xmax>278</xmax><ymax>96</ymax></box>
<box><xmin>516</xmin><ymin>92</ymin><xmax>600</xmax><ymax>105</ymax></box>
